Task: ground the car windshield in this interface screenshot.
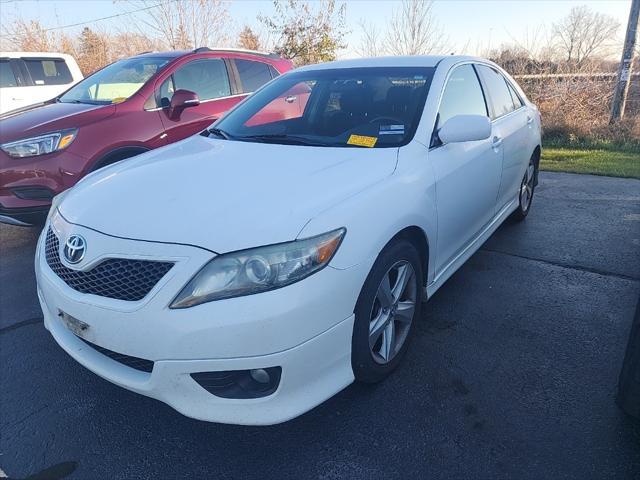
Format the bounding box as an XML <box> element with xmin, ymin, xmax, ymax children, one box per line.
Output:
<box><xmin>59</xmin><ymin>57</ymin><xmax>172</xmax><ymax>105</ymax></box>
<box><xmin>213</xmin><ymin>66</ymin><xmax>436</xmax><ymax>148</ymax></box>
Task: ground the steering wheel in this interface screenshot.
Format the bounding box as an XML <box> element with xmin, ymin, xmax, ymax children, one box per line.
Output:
<box><xmin>368</xmin><ymin>116</ymin><xmax>404</xmax><ymax>125</ymax></box>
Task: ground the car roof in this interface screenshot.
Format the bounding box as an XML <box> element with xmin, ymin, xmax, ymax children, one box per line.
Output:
<box><xmin>0</xmin><ymin>51</ymin><xmax>76</xmax><ymax>60</ymax></box>
<box><xmin>133</xmin><ymin>48</ymin><xmax>281</xmax><ymax>60</ymax></box>
<box><xmin>296</xmin><ymin>55</ymin><xmax>483</xmax><ymax>71</ymax></box>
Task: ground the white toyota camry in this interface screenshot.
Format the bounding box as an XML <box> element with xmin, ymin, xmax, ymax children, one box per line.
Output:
<box><xmin>36</xmin><ymin>56</ymin><xmax>541</xmax><ymax>425</ymax></box>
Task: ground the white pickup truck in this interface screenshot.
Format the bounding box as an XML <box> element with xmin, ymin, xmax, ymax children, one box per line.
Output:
<box><xmin>0</xmin><ymin>52</ymin><xmax>83</xmax><ymax>114</ymax></box>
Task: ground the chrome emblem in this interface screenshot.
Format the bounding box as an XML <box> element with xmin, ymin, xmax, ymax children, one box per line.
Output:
<box><xmin>63</xmin><ymin>235</ymin><xmax>86</xmax><ymax>264</ymax></box>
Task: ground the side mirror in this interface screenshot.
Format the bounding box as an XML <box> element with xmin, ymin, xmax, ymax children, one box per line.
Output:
<box><xmin>438</xmin><ymin>114</ymin><xmax>491</xmax><ymax>144</ymax></box>
<box><xmin>168</xmin><ymin>89</ymin><xmax>200</xmax><ymax>119</ymax></box>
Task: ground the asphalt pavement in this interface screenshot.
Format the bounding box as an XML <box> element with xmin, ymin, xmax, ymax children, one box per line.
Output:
<box><xmin>1</xmin><ymin>171</ymin><xmax>639</xmax><ymax>479</ymax></box>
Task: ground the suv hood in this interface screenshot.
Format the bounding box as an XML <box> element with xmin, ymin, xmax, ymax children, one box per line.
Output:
<box><xmin>0</xmin><ymin>102</ymin><xmax>115</xmax><ymax>143</ymax></box>
<box><xmin>59</xmin><ymin>136</ymin><xmax>398</xmax><ymax>253</ymax></box>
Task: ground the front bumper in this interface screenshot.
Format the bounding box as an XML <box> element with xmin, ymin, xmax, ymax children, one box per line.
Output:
<box><xmin>0</xmin><ymin>204</ymin><xmax>49</xmax><ymax>226</ymax></box>
<box><xmin>0</xmin><ymin>148</ymin><xmax>88</xmax><ymax>225</ymax></box>
<box><xmin>36</xmin><ymin>213</ymin><xmax>370</xmax><ymax>424</ymax></box>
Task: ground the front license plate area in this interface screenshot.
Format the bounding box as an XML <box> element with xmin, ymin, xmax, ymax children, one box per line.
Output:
<box><xmin>59</xmin><ymin>310</ymin><xmax>90</xmax><ymax>338</ymax></box>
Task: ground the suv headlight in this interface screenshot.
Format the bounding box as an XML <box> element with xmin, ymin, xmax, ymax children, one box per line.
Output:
<box><xmin>1</xmin><ymin>129</ymin><xmax>78</xmax><ymax>158</ymax></box>
<box><xmin>171</xmin><ymin>228</ymin><xmax>346</xmax><ymax>308</ymax></box>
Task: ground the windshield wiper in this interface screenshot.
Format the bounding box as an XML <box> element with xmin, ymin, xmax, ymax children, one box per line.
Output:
<box><xmin>206</xmin><ymin>127</ymin><xmax>233</xmax><ymax>140</ymax></box>
<box><xmin>236</xmin><ymin>134</ymin><xmax>329</xmax><ymax>147</ymax></box>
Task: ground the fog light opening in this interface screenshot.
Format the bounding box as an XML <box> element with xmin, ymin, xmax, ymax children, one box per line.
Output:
<box><xmin>191</xmin><ymin>366</ymin><xmax>282</xmax><ymax>399</ymax></box>
<box><xmin>249</xmin><ymin>368</ymin><xmax>270</xmax><ymax>384</ymax></box>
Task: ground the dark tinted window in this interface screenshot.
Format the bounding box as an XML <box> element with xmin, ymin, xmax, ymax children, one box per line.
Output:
<box><xmin>172</xmin><ymin>59</ymin><xmax>230</xmax><ymax>101</ymax></box>
<box><xmin>236</xmin><ymin>59</ymin><xmax>273</xmax><ymax>93</ymax></box>
<box><xmin>215</xmin><ymin>67</ymin><xmax>436</xmax><ymax>148</ymax></box>
<box><xmin>23</xmin><ymin>58</ymin><xmax>72</xmax><ymax>85</ymax></box>
<box><xmin>0</xmin><ymin>60</ymin><xmax>17</xmax><ymax>87</ymax></box>
<box><xmin>269</xmin><ymin>64</ymin><xmax>280</xmax><ymax>79</ymax></box>
<box><xmin>437</xmin><ymin>64</ymin><xmax>487</xmax><ymax>127</ymax></box>
<box><xmin>476</xmin><ymin>65</ymin><xmax>515</xmax><ymax>119</ymax></box>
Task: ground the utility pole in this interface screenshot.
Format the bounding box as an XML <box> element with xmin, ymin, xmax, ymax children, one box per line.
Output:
<box><xmin>610</xmin><ymin>0</ymin><xmax>639</xmax><ymax>123</ymax></box>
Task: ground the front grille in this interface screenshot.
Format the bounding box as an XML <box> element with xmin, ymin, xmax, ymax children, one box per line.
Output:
<box><xmin>45</xmin><ymin>228</ymin><xmax>174</xmax><ymax>301</ymax></box>
<box><xmin>79</xmin><ymin>337</ymin><xmax>154</xmax><ymax>373</ymax></box>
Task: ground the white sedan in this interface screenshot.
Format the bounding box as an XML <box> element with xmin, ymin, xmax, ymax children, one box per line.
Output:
<box><xmin>36</xmin><ymin>55</ymin><xmax>542</xmax><ymax>425</ymax></box>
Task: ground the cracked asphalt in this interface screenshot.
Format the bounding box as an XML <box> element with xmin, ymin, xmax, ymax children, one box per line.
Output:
<box><xmin>1</xmin><ymin>171</ymin><xmax>639</xmax><ymax>479</ymax></box>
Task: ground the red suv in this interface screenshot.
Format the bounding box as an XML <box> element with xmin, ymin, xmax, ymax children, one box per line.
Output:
<box><xmin>0</xmin><ymin>48</ymin><xmax>293</xmax><ymax>225</ymax></box>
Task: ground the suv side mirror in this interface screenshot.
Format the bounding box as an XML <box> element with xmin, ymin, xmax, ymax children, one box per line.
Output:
<box><xmin>438</xmin><ymin>114</ymin><xmax>491</xmax><ymax>144</ymax></box>
<box><xmin>168</xmin><ymin>89</ymin><xmax>200</xmax><ymax>119</ymax></box>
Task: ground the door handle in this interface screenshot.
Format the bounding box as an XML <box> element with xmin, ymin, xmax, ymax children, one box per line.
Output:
<box><xmin>284</xmin><ymin>95</ymin><xmax>297</xmax><ymax>103</ymax></box>
<box><xmin>492</xmin><ymin>136</ymin><xmax>503</xmax><ymax>148</ymax></box>
<box><xmin>526</xmin><ymin>116</ymin><xmax>533</xmax><ymax>125</ymax></box>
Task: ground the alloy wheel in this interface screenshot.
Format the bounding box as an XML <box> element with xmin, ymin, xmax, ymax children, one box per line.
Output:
<box><xmin>368</xmin><ymin>260</ymin><xmax>417</xmax><ymax>364</ymax></box>
<box><xmin>520</xmin><ymin>161</ymin><xmax>535</xmax><ymax>212</ymax></box>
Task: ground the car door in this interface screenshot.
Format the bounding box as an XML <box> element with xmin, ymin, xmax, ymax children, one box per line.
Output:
<box><xmin>429</xmin><ymin>63</ymin><xmax>503</xmax><ymax>274</ymax></box>
<box><xmin>475</xmin><ymin>65</ymin><xmax>531</xmax><ymax>211</ymax></box>
<box><xmin>157</xmin><ymin>58</ymin><xmax>242</xmax><ymax>143</ymax></box>
<box><xmin>0</xmin><ymin>58</ymin><xmax>24</xmax><ymax>113</ymax></box>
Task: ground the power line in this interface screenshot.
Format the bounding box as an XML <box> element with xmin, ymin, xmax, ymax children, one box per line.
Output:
<box><xmin>0</xmin><ymin>1</ymin><xmax>171</xmax><ymax>38</ymax></box>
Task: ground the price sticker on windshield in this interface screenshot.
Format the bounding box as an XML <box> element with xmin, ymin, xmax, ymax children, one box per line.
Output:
<box><xmin>347</xmin><ymin>134</ymin><xmax>378</xmax><ymax>148</ymax></box>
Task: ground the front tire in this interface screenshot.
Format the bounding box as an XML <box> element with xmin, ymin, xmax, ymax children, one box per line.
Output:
<box><xmin>352</xmin><ymin>239</ymin><xmax>422</xmax><ymax>383</ymax></box>
<box><xmin>511</xmin><ymin>154</ymin><xmax>537</xmax><ymax>221</ymax></box>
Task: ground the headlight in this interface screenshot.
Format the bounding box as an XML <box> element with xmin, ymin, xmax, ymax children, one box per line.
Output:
<box><xmin>1</xmin><ymin>129</ymin><xmax>78</xmax><ymax>158</ymax></box>
<box><xmin>171</xmin><ymin>228</ymin><xmax>346</xmax><ymax>308</ymax></box>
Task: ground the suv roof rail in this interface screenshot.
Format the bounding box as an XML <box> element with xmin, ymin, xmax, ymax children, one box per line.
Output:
<box><xmin>193</xmin><ymin>46</ymin><xmax>281</xmax><ymax>59</ymax></box>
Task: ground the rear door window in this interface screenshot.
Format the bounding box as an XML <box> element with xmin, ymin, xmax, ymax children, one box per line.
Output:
<box><xmin>0</xmin><ymin>60</ymin><xmax>17</xmax><ymax>87</ymax></box>
<box><xmin>22</xmin><ymin>58</ymin><xmax>72</xmax><ymax>85</ymax></box>
<box><xmin>506</xmin><ymin>81</ymin><xmax>524</xmax><ymax>109</ymax></box>
<box><xmin>235</xmin><ymin>59</ymin><xmax>273</xmax><ymax>93</ymax></box>
<box><xmin>170</xmin><ymin>59</ymin><xmax>231</xmax><ymax>102</ymax></box>
<box><xmin>476</xmin><ymin>65</ymin><xmax>516</xmax><ymax>119</ymax></box>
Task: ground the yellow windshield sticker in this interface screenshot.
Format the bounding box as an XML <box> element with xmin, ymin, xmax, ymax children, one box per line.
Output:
<box><xmin>347</xmin><ymin>134</ymin><xmax>378</xmax><ymax>148</ymax></box>
<box><xmin>111</xmin><ymin>97</ymin><xmax>127</xmax><ymax>104</ymax></box>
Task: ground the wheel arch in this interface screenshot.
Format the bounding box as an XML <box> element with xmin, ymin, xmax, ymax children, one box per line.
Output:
<box><xmin>385</xmin><ymin>226</ymin><xmax>430</xmax><ymax>292</ymax></box>
<box><xmin>89</xmin><ymin>146</ymin><xmax>150</xmax><ymax>172</ymax></box>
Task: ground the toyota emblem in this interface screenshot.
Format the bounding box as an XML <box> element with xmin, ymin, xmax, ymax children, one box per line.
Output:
<box><xmin>63</xmin><ymin>235</ymin><xmax>86</xmax><ymax>264</ymax></box>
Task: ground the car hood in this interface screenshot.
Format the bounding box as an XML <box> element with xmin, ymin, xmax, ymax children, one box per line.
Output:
<box><xmin>59</xmin><ymin>136</ymin><xmax>398</xmax><ymax>253</ymax></box>
<box><xmin>0</xmin><ymin>102</ymin><xmax>115</xmax><ymax>143</ymax></box>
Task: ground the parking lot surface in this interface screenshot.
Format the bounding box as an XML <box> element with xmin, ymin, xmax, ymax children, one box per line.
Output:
<box><xmin>1</xmin><ymin>171</ymin><xmax>639</xmax><ymax>479</ymax></box>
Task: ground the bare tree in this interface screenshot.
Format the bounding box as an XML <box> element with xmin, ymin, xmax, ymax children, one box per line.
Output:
<box><xmin>1</xmin><ymin>19</ymin><xmax>75</xmax><ymax>54</ymax></box>
<box><xmin>126</xmin><ymin>0</ymin><xmax>231</xmax><ymax>50</ymax></box>
<box><xmin>238</xmin><ymin>26</ymin><xmax>261</xmax><ymax>51</ymax></box>
<box><xmin>356</xmin><ymin>20</ymin><xmax>384</xmax><ymax>57</ymax></box>
<box><xmin>259</xmin><ymin>0</ymin><xmax>348</xmax><ymax>66</ymax></box>
<box><xmin>552</xmin><ymin>6</ymin><xmax>620</xmax><ymax>70</ymax></box>
<box><xmin>385</xmin><ymin>0</ymin><xmax>451</xmax><ymax>55</ymax></box>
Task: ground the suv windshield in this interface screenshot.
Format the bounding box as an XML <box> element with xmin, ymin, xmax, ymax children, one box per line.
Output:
<box><xmin>59</xmin><ymin>57</ymin><xmax>172</xmax><ymax>105</ymax></box>
<box><xmin>213</xmin><ymin>67</ymin><xmax>436</xmax><ymax>148</ymax></box>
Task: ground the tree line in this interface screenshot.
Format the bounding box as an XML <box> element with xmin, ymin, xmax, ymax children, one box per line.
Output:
<box><xmin>1</xmin><ymin>1</ymin><xmax>629</xmax><ymax>77</ymax></box>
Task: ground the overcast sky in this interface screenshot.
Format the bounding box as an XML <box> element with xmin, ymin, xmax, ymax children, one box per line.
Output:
<box><xmin>0</xmin><ymin>0</ymin><xmax>633</xmax><ymax>58</ymax></box>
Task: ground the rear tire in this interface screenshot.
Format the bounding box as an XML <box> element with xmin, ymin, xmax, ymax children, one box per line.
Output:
<box><xmin>352</xmin><ymin>239</ymin><xmax>422</xmax><ymax>383</ymax></box>
<box><xmin>511</xmin><ymin>154</ymin><xmax>537</xmax><ymax>221</ymax></box>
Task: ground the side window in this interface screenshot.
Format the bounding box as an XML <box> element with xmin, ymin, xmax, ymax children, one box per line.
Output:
<box><xmin>235</xmin><ymin>59</ymin><xmax>273</xmax><ymax>93</ymax></box>
<box><xmin>476</xmin><ymin>65</ymin><xmax>516</xmax><ymax>119</ymax></box>
<box><xmin>268</xmin><ymin>65</ymin><xmax>280</xmax><ymax>79</ymax></box>
<box><xmin>22</xmin><ymin>58</ymin><xmax>72</xmax><ymax>85</ymax></box>
<box><xmin>437</xmin><ymin>64</ymin><xmax>487</xmax><ymax>128</ymax></box>
<box><xmin>170</xmin><ymin>59</ymin><xmax>231</xmax><ymax>102</ymax></box>
<box><xmin>507</xmin><ymin>81</ymin><xmax>524</xmax><ymax>109</ymax></box>
<box><xmin>0</xmin><ymin>60</ymin><xmax>17</xmax><ymax>88</ymax></box>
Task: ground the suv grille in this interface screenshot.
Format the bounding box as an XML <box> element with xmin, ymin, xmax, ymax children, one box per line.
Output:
<box><xmin>45</xmin><ymin>228</ymin><xmax>174</xmax><ymax>301</ymax></box>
